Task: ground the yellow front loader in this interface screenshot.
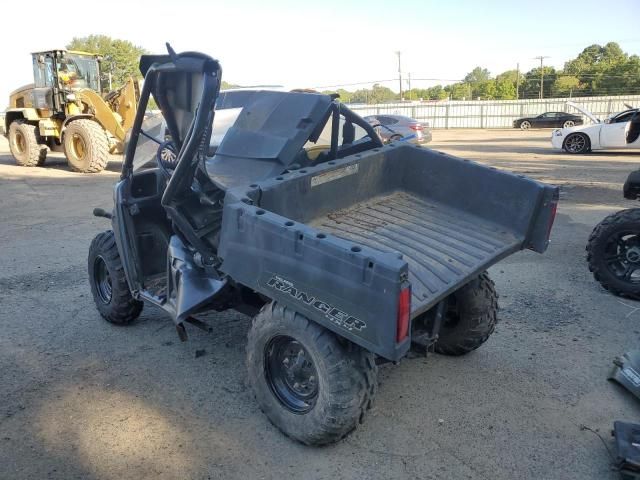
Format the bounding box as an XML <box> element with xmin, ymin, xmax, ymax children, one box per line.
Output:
<box><xmin>3</xmin><ymin>49</ymin><xmax>139</xmax><ymax>173</ymax></box>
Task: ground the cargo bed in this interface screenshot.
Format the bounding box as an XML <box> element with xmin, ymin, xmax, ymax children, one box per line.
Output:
<box><xmin>309</xmin><ymin>191</ymin><xmax>518</xmax><ymax>317</ymax></box>
<box><xmin>217</xmin><ymin>143</ymin><xmax>558</xmax><ymax>360</ymax></box>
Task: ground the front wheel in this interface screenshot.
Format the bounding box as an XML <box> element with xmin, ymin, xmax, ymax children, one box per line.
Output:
<box><xmin>563</xmin><ymin>133</ymin><xmax>590</xmax><ymax>154</ymax></box>
<box><xmin>433</xmin><ymin>272</ymin><xmax>498</xmax><ymax>356</ymax></box>
<box><xmin>246</xmin><ymin>302</ymin><xmax>377</xmax><ymax>445</ymax></box>
<box><xmin>587</xmin><ymin>209</ymin><xmax>640</xmax><ymax>299</ymax></box>
<box><xmin>64</xmin><ymin>119</ymin><xmax>109</xmax><ymax>173</ymax></box>
<box><xmin>88</xmin><ymin>231</ymin><xmax>143</xmax><ymax>324</ymax></box>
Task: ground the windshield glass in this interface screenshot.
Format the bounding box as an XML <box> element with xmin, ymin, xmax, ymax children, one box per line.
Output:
<box><xmin>131</xmin><ymin>112</ymin><xmax>167</xmax><ymax>171</ymax></box>
<box><xmin>59</xmin><ymin>54</ymin><xmax>100</xmax><ymax>91</ymax></box>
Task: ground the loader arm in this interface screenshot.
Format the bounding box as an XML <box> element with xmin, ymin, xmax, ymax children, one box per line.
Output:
<box><xmin>74</xmin><ymin>78</ymin><xmax>140</xmax><ymax>142</ymax></box>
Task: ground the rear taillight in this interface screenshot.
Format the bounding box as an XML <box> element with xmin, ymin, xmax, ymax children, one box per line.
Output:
<box><xmin>409</xmin><ymin>123</ymin><xmax>424</xmax><ymax>131</ymax></box>
<box><xmin>396</xmin><ymin>287</ymin><xmax>411</xmax><ymax>342</ymax></box>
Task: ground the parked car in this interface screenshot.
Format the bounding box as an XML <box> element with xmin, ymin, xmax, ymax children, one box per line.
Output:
<box><xmin>551</xmin><ymin>103</ymin><xmax>640</xmax><ymax>154</ymax></box>
<box><xmin>513</xmin><ymin>112</ymin><xmax>583</xmax><ymax>130</ymax></box>
<box><xmin>364</xmin><ymin>114</ymin><xmax>432</xmax><ymax>144</ymax></box>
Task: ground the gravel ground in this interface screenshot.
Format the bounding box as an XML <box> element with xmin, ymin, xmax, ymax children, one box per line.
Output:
<box><xmin>1</xmin><ymin>129</ymin><xmax>640</xmax><ymax>479</ymax></box>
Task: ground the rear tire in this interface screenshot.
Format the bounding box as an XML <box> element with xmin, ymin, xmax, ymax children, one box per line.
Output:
<box><xmin>64</xmin><ymin>119</ymin><xmax>109</xmax><ymax>173</ymax></box>
<box><xmin>434</xmin><ymin>272</ymin><xmax>498</xmax><ymax>356</ymax></box>
<box><xmin>563</xmin><ymin>120</ymin><xmax>575</xmax><ymax>128</ymax></box>
<box><xmin>563</xmin><ymin>133</ymin><xmax>590</xmax><ymax>154</ymax></box>
<box><xmin>246</xmin><ymin>302</ymin><xmax>377</xmax><ymax>445</ymax></box>
<box><xmin>587</xmin><ymin>209</ymin><xmax>640</xmax><ymax>299</ymax></box>
<box><xmin>520</xmin><ymin>120</ymin><xmax>531</xmax><ymax>130</ymax></box>
<box><xmin>8</xmin><ymin>120</ymin><xmax>47</xmax><ymax>167</ymax></box>
<box><xmin>88</xmin><ymin>230</ymin><xmax>143</xmax><ymax>324</ymax></box>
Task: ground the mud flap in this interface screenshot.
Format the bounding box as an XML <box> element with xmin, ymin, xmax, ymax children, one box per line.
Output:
<box><xmin>609</xmin><ymin>350</ymin><xmax>640</xmax><ymax>400</ymax></box>
<box><xmin>167</xmin><ymin>235</ymin><xmax>227</xmax><ymax>326</ymax></box>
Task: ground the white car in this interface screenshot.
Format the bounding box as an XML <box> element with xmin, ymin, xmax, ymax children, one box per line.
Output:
<box><xmin>551</xmin><ymin>103</ymin><xmax>640</xmax><ymax>154</ymax></box>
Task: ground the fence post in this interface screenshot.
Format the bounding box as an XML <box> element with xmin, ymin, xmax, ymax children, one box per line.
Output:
<box><xmin>480</xmin><ymin>104</ymin><xmax>485</xmax><ymax>129</ymax></box>
<box><xmin>445</xmin><ymin>104</ymin><xmax>450</xmax><ymax>129</ymax></box>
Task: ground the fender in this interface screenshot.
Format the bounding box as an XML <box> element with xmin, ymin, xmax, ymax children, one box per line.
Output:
<box><xmin>3</xmin><ymin>108</ymin><xmax>40</xmax><ymax>134</ymax></box>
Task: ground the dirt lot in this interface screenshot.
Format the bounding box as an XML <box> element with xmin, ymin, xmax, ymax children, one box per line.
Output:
<box><xmin>1</xmin><ymin>129</ymin><xmax>640</xmax><ymax>479</ymax></box>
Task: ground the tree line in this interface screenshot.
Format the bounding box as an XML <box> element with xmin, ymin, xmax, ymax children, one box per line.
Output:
<box><xmin>322</xmin><ymin>42</ymin><xmax>640</xmax><ymax>103</ymax></box>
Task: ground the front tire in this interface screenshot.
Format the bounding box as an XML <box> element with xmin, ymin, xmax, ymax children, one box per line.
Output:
<box><xmin>88</xmin><ymin>230</ymin><xmax>143</xmax><ymax>324</ymax></box>
<box><xmin>246</xmin><ymin>302</ymin><xmax>377</xmax><ymax>445</ymax></box>
<box><xmin>563</xmin><ymin>133</ymin><xmax>590</xmax><ymax>154</ymax></box>
<box><xmin>587</xmin><ymin>209</ymin><xmax>640</xmax><ymax>299</ymax></box>
<box><xmin>520</xmin><ymin>120</ymin><xmax>531</xmax><ymax>130</ymax></box>
<box><xmin>434</xmin><ymin>272</ymin><xmax>498</xmax><ymax>356</ymax></box>
<box><xmin>64</xmin><ymin>119</ymin><xmax>109</xmax><ymax>173</ymax></box>
<box><xmin>8</xmin><ymin>120</ymin><xmax>47</xmax><ymax>167</ymax></box>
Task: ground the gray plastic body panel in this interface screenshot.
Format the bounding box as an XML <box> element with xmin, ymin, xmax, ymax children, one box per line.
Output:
<box><xmin>217</xmin><ymin>143</ymin><xmax>558</xmax><ymax>361</ymax></box>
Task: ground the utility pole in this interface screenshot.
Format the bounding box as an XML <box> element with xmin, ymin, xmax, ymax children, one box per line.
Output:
<box><xmin>534</xmin><ymin>56</ymin><xmax>550</xmax><ymax>99</ymax></box>
<box><xmin>407</xmin><ymin>72</ymin><xmax>411</xmax><ymax>100</ymax></box>
<box><xmin>395</xmin><ymin>51</ymin><xmax>402</xmax><ymax>101</ymax></box>
<box><xmin>516</xmin><ymin>62</ymin><xmax>520</xmax><ymax>99</ymax></box>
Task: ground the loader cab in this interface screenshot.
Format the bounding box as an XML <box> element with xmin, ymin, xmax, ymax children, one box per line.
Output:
<box><xmin>31</xmin><ymin>50</ymin><xmax>102</xmax><ymax>113</ymax></box>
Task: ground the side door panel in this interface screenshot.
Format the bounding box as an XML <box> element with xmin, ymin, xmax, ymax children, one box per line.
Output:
<box><xmin>601</xmin><ymin>122</ymin><xmax>631</xmax><ymax>148</ymax></box>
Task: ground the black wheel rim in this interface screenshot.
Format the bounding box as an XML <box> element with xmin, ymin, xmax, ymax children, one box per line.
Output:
<box><xmin>93</xmin><ymin>255</ymin><xmax>112</xmax><ymax>304</ymax></box>
<box><xmin>265</xmin><ymin>335</ymin><xmax>319</xmax><ymax>413</ymax></box>
<box><xmin>604</xmin><ymin>232</ymin><xmax>640</xmax><ymax>284</ymax></box>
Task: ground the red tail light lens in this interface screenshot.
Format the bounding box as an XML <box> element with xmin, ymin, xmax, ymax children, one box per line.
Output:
<box><xmin>396</xmin><ymin>287</ymin><xmax>411</xmax><ymax>342</ymax></box>
<box><xmin>409</xmin><ymin>123</ymin><xmax>424</xmax><ymax>131</ymax></box>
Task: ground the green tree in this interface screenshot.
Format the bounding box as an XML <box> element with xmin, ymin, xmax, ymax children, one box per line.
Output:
<box><xmin>464</xmin><ymin>67</ymin><xmax>491</xmax><ymax>84</ymax></box>
<box><xmin>66</xmin><ymin>35</ymin><xmax>147</xmax><ymax>90</ymax></box>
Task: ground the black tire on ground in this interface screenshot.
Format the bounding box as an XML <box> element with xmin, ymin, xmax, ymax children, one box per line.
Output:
<box><xmin>563</xmin><ymin>120</ymin><xmax>575</xmax><ymax>129</ymax></box>
<box><xmin>520</xmin><ymin>120</ymin><xmax>531</xmax><ymax>130</ymax></box>
<box><xmin>434</xmin><ymin>272</ymin><xmax>498</xmax><ymax>356</ymax></box>
<box><xmin>8</xmin><ymin>120</ymin><xmax>47</xmax><ymax>167</ymax></box>
<box><xmin>587</xmin><ymin>208</ymin><xmax>640</xmax><ymax>299</ymax></box>
<box><xmin>563</xmin><ymin>132</ymin><xmax>590</xmax><ymax>154</ymax></box>
<box><xmin>63</xmin><ymin>119</ymin><xmax>109</xmax><ymax>173</ymax></box>
<box><xmin>88</xmin><ymin>230</ymin><xmax>143</xmax><ymax>324</ymax></box>
<box><xmin>246</xmin><ymin>302</ymin><xmax>377</xmax><ymax>446</ymax></box>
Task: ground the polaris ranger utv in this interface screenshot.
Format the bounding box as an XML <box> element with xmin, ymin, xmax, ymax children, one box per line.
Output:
<box><xmin>88</xmin><ymin>47</ymin><xmax>559</xmax><ymax>445</ymax></box>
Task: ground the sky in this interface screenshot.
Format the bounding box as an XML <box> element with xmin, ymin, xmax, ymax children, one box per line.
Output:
<box><xmin>2</xmin><ymin>0</ymin><xmax>640</xmax><ymax>105</ymax></box>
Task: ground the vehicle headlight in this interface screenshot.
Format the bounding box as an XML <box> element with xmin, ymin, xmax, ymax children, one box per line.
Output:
<box><xmin>553</xmin><ymin>129</ymin><xmax>563</xmax><ymax>137</ymax></box>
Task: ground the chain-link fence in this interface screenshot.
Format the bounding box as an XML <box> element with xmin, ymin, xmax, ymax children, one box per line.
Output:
<box><xmin>347</xmin><ymin>95</ymin><xmax>640</xmax><ymax>129</ymax></box>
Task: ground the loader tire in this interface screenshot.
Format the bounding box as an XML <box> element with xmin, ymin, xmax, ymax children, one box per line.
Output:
<box><xmin>434</xmin><ymin>272</ymin><xmax>498</xmax><ymax>356</ymax></box>
<box><xmin>246</xmin><ymin>302</ymin><xmax>377</xmax><ymax>446</ymax></box>
<box><xmin>64</xmin><ymin>119</ymin><xmax>109</xmax><ymax>173</ymax></box>
<box><xmin>88</xmin><ymin>230</ymin><xmax>143</xmax><ymax>324</ymax></box>
<box><xmin>8</xmin><ymin>120</ymin><xmax>47</xmax><ymax>167</ymax></box>
<box><xmin>587</xmin><ymin>208</ymin><xmax>640</xmax><ymax>299</ymax></box>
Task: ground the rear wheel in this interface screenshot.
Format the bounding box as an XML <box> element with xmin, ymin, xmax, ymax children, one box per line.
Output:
<box><xmin>587</xmin><ymin>209</ymin><xmax>640</xmax><ymax>299</ymax></box>
<box><xmin>64</xmin><ymin>119</ymin><xmax>109</xmax><ymax>173</ymax></box>
<box><xmin>8</xmin><ymin>120</ymin><xmax>47</xmax><ymax>167</ymax></box>
<box><xmin>246</xmin><ymin>302</ymin><xmax>377</xmax><ymax>445</ymax></box>
<box><xmin>520</xmin><ymin>120</ymin><xmax>531</xmax><ymax>130</ymax></box>
<box><xmin>563</xmin><ymin>120</ymin><xmax>575</xmax><ymax>128</ymax></box>
<box><xmin>88</xmin><ymin>230</ymin><xmax>143</xmax><ymax>324</ymax></box>
<box><xmin>434</xmin><ymin>272</ymin><xmax>498</xmax><ymax>356</ymax></box>
<box><xmin>563</xmin><ymin>133</ymin><xmax>590</xmax><ymax>154</ymax></box>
